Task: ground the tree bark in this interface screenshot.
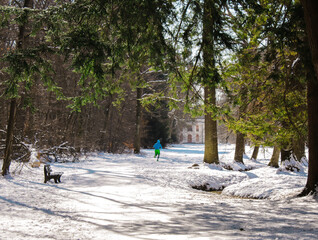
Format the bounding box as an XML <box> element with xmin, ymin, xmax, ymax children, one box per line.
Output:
<box><xmin>281</xmin><ymin>148</ymin><xmax>292</xmax><ymax>162</ymax></box>
<box><xmin>2</xmin><ymin>99</ymin><xmax>17</xmax><ymax>176</ymax></box>
<box><xmin>251</xmin><ymin>145</ymin><xmax>259</xmax><ymax>160</ymax></box>
<box><xmin>292</xmin><ymin>137</ymin><xmax>305</xmax><ymax>161</ymax></box>
<box><xmin>203</xmin><ymin>0</ymin><xmax>219</xmax><ymax>164</ymax></box>
<box><xmin>2</xmin><ymin>0</ymin><xmax>33</xmax><ymax>176</ymax></box>
<box><xmin>268</xmin><ymin>146</ymin><xmax>280</xmax><ymax>168</ymax></box>
<box><xmin>234</xmin><ymin>131</ymin><xmax>245</xmax><ymax>163</ymax></box>
<box><xmin>204</xmin><ymin>86</ymin><xmax>219</xmax><ymax>164</ymax></box>
<box><xmin>134</xmin><ymin>87</ymin><xmax>142</xmax><ymax>154</ymax></box>
<box><xmin>300</xmin><ymin>0</ymin><xmax>318</xmax><ymax>195</ymax></box>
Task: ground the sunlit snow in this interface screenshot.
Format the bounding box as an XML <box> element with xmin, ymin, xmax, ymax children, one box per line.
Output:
<box><xmin>1</xmin><ymin>144</ymin><xmax>317</xmax><ymax>240</ymax></box>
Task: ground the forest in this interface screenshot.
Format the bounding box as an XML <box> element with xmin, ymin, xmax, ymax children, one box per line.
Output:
<box><xmin>0</xmin><ymin>0</ymin><xmax>318</xmax><ymax>198</ymax></box>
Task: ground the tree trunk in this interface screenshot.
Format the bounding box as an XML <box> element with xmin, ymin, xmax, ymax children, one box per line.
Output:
<box><xmin>204</xmin><ymin>87</ymin><xmax>219</xmax><ymax>164</ymax></box>
<box><xmin>281</xmin><ymin>148</ymin><xmax>292</xmax><ymax>162</ymax></box>
<box><xmin>134</xmin><ymin>87</ymin><xmax>142</xmax><ymax>154</ymax></box>
<box><xmin>300</xmin><ymin>71</ymin><xmax>318</xmax><ymax>195</ymax></box>
<box><xmin>203</xmin><ymin>0</ymin><xmax>219</xmax><ymax>164</ymax></box>
<box><xmin>251</xmin><ymin>145</ymin><xmax>259</xmax><ymax>160</ymax></box>
<box><xmin>2</xmin><ymin>0</ymin><xmax>33</xmax><ymax>176</ymax></box>
<box><xmin>292</xmin><ymin>137</ymin><xmax>305</xmax><ymax>161</ymax></box>
<box><xmin>268</xmin><ymin>146</ymin><xmax>280</xmax><ymax>168</ymax></box>
<box><xmin>22</xmin><ymin>106</ymin><xmax>32</xmax><ymax>138</ymax></box>
<box><xmin>300</xmin><ymin>0</ymin><xmax>318</xmax><ymax>195</ymax></box>
<box><xmin>234</xmin><ymin>131</ymin><xmax>245</xmax><ymax>163</ymax></box>
<box><xmin>2</xmin><ymin>99</ymin><xmax>17</xmax><ymax>176</ymax></box>
<box><xmin>167</xmin><ymin>109</ymin><xmax>175</xmax><ymax>143</ymax></box>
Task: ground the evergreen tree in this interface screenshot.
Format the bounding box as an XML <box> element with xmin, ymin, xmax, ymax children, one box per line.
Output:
<box><xmin>170</xmin><ymin>0</ymin><xmax>233</xmax><ymax>164</ymax></box>
<box><xmin>222</xmin><ymin>0</ymin><xmax>308</xmax><ymax>161</ymax></box>
<box><xmin>202</xmin><ymin>0</ymin><xmax>219</xmax><ymax>164</ymax></box>
<box><xmin>2</xmin><ymin>0</ymin><xmax>34</xmax><ymax>175</ymax></box>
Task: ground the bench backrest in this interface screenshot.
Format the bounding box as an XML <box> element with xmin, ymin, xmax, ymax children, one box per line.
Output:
<box><xmin>44</xmin><ymin>164</ymin><xmax>52</xmax><ymax>176</ymax></box>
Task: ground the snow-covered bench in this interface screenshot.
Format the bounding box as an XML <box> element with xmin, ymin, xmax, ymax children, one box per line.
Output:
<box><xmin>44</xmin><ymin>164</ymin><xmax>63</xmax><ymax>183</ymax></box>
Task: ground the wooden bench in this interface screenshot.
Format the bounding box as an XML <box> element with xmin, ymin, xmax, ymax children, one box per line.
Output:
<box><xmin>44</xmin><ymin>164</ymin><xmax>63</xmax><ymax>183</ymax></box>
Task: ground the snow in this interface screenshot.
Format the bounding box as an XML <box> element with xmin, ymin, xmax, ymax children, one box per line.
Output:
<box><xmin>1</xmin><ymin>144</ymin><xmax>318</xmax><ymax>240</ymax></box>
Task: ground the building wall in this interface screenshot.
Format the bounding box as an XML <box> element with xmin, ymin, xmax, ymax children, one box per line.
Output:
<box><xmin>180</xmin><ymin>119</ymin><xmax>205</xmax><ymax>144</ymax></box>
<box><xmin>179</xmin><ymin>118</ymin><xmax>236</xmax><ymax>144</ymax></box>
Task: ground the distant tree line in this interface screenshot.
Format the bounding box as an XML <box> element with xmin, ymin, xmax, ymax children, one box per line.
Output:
<box><xmin>0</xmin><ymin>0</ymin><xmax>179</xmax><ymax>174</ymax></box>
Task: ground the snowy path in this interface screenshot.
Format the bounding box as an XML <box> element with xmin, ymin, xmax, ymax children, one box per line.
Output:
<box><xmin>1</xmin><ymin>144</ymin><xmax>318</xmax><ymax>239</ymax></box>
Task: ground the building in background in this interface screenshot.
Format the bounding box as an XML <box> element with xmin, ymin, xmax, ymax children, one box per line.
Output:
<box><xmin>179</xmin><ymin>118</ymin><xmax>205</xmax><ymax>144</ymax></box>
<box><xmin>179</xmin><ymin>117</ymin><xmax>236</xmax><ymax>144</ymax></box>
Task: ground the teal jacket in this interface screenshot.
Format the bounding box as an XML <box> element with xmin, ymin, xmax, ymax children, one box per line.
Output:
<box><xmin>153</xmin><ymin>140</ymin><xmax>162</xmax><ymax>150</ymax></box>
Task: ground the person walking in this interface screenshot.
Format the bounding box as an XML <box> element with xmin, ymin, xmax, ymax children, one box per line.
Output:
<box><xmin>153</xmin><ymin>140</ymin><xmax>162</xmax><ymax>161</ymax></box>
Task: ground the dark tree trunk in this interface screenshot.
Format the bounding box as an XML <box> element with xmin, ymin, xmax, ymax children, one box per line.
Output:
<box><xmin>134</xmin><ymin>87</ymin><xmax>142</xmax><ymax>154</ymax></box>
<box><xmin>293</xmin><ymin>137</ymin><xmax>305</xmax><ymax>161</ymax></box>
<box><xmin>300</xmin><ymin>0</ymin><xmax>318</xmax><ymax>195</ymax></box>
<box><xmin>234</xmin><ymin>132</ymin><xmax>245</xmax><ymax>163</ymax></box>
<box><xmin>98</xmin><ymin>97</ymin><xmax>112</xmax><ymax>151</ymax></box>
<box><xmin>203</xmin><ymin>0</ymin><xmax>219</xmax><ymax>164</ymax></box>
<box><xmin>2</xmin><ymin>0</ymin><xmax>33</xmax><ymax>176</ymax></box>
<box><xmin>300</xmin><ymin>72</ymin><xmax>318</xmax><ymax>195</ymax></box>
<box><xmin>2</xmin><ymin>99</ymin><xmax>17</xmax><ymax>176</ymax></box>
<box><xmin>251</xmin><ymin>145</ymin><xmax>259</xmax><ymax>160</ymax></box>
<box><xmin>268</xmin><ymin>146</ymin><xmax>280</xmax><ymax>168</ymax></box>
<box><xmin>281</xmin><ymin>149</ymin><xmax>292</xmax><ymax>162</ymax></box>
<box><xmin>22</xmin><ymin>106</ymin><xmax>32</xmax><ymax>138</ymax></box>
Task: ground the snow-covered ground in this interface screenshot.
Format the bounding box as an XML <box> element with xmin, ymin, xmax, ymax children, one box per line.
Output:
<box><xmin>1</xmin><ymin>144</ymin><xmax>318</xmax><ymax>240</ymax></box>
